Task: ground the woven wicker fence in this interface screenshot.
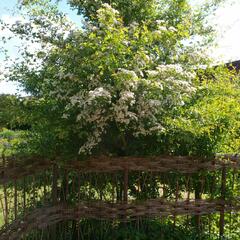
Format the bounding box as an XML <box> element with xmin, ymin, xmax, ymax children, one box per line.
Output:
<box><xmin>0</xmin><ymin>154</ymin><xmax>240</xmax><ymax>239</ymax></box>
<box><xmin>1</xmin><ymin>154</ymin><xmax>240</xmax><ymax>184</ymax></box>
<box><xmin>1</xmin><ymin>198</ymin><xmax>240</xmax><ymax>240</ymax></box>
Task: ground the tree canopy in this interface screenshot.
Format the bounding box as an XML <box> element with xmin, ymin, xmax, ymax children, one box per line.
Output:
<box><xmin>1</xmin><ymin>0</ymin><xmax>239</xmax><ymax>158</ymax></box>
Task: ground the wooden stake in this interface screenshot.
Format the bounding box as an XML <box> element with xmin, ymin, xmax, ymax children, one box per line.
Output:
<box><xmin>14</xmin><ymin>179</ymin><xmax>17</xmax><ymax>220</ymax></box>
<box><xmin>78</xmin><ymin>172</ymin><xmax>81</xmax><ymax>203</ymax></box>
<box><xmin>23</xmin><ymin>178</ymin><xmax>26</xmax><ymax>213</ymax></box>
<box><xmin>174</xmin><ymin>180</ymin><xmax>179</xmax><ymax>227</ymax></box>
<box><xmin>52</xmin><ymin>164</ymin><xmax>58</xmax><ymax>204</ymax></box>
<box><xmin>123</xmin><ymin>169</ymin><xmax>128</xmax><ymax>203</ymax></box>
<box><xmin>2</xmin><ymin>153</ymin><xmax>8</xmax><ymax>224</ymax></box>
<box><xmin>195</xmin><ymin>174</ymin><xmax>202</xmax><ymax>234</ymax></box>
<box><xmin>43</xmin><ymin>173</ymin><xmax>47</xmax><ymax>204</ymax></box>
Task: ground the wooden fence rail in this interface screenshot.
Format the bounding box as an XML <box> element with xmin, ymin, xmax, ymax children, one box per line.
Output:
<box><xmin>1</xmin><ymin>154</ymin><xmax>240</xmax><ymax>184</ymax></box>
<box><xmin>1</xmin><ymin>198</ymin><xmax>240</xmax><ymax>240</ymax></box>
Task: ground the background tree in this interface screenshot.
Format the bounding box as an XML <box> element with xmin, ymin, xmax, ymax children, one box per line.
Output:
<box><xmin>0</xmin><ymin>94</ymin><xmax>30</xmax><ymax>130</ymax></box>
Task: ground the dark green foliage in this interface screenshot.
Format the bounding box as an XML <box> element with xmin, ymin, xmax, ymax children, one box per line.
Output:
<box><xmin>0</xmin><ymin>94</ymin><xmax>28</xmax><ymax>130</ymax></box>
<box><xmin>24</xmin><ymin>219</ymin><xmax>218</xmax><ymax>240</ymax></box>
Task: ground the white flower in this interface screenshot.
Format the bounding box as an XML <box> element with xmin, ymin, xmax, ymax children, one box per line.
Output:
<box><xmin>98</xmin><ymin>4</ymin><xmax>120</xmax><ymax>16</ymax></box>
<box><xmin>120</xmin><ymin>91</ymin><xmax>135</xmax><ymax>104</ymax></box>
<box><xmin>149</xmin><ymin>100</ymin><xmax>162</xmax><ymax>107</ymax></box>
<box><xmin>62</xmin><ymin>113</ymin><xmax>69</xmax><ymax>119</ymax></box>
<box><xmin>88</xmin><ymin>87</ymin><xmax>111</xmax><ymax>100</ymax></box>
<box><xmin>147</xmin><ymin>70</ymin><xmax>158</xmax><ymax>77</ymax></box>
<box><xmin>70</xmin><ymin>95</ymin><xmax>81</xmax><ymax>105</ymax></box>
<box><xmin>156</xmin><ymin>64</ymin><xmax>184</xmax><ymax>74</ymax></box>
<box><xmin>153</xmin><ymin>30</ymin><xmax>162</xmax><ymax>38</ymax></box>
<box><xmin>156</xmin><ymin>20</ymin><xmax>165</xmax><ymax>25</ymax></box>
<box><xmin>117</xmin><ymin>68</ymin><xmax>138</xmax><ymax>80</ymax></box>
<box><xmin>158</xmin><ymin>26</ymin><xmax>167</xmax><ymax>31</ymax></box>
<box><xmin>122</xmin><ymin>40</ymin><xmax>130</xmax><ymax>46</ymax></box>
<box><xmin>149</xmin><ymin>124</ymin><xmax>165</xmax><ymax>132</ymax></box>
<box><xmin>168</xmin><ymin>26</ymin><xmax>177</xmax><ymax>32</ymax></box>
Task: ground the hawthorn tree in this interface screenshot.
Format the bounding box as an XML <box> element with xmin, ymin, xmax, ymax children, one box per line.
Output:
<box><xmin>1</xmin><ymin>0</ymin><xmax>232</xmax><ymax>158</ymax></box>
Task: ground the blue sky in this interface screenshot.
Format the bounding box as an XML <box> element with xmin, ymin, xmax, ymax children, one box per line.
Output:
<box><xmin>0</xmin><ymin>0</ymin><xmax>82</xmax><ymax>95</ymax></box>
<box><xmin>1</xmin><ymin>0</ymin><xmax>240</xmax><ymax>95</ymax></box>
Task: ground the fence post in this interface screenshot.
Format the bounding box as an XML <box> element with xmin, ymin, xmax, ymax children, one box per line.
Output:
<box><xmin>2</xmin><ymin>153</ymin><xmax>9</xmax><ymax>225</ymax></box>
<box><xmin>195</xmin><ymin>175</ymin><xmax>201</xmax><ymax>234</ymax></box>
<box><xmin>220</xmin><ymin>166</ymin><xmax>226</xmax><ymax>238</ymax></box>
<box><xmin>123</xmin><ymin>169</ymin><xmax>128</xmax><ymax>204</ymax></box>
<box><xmin>52</xmin><ymin>163</ymin><xmax>58</xmax><ymax>204</ymax></box>
<box><xmin>23</xmin><ymin>178</ymin><xmax>26</xmax><ymax>213</ymax></box>
<box><xmin>123</xmin><ymin>168</ymin><xmax>129</xmax><ymax>223</ymax></box>
<box><xmin>174</xmin><ymin>180</ymin><xmax>179</xmax><ymax>228</ymax></box>
<box><xmin>63</xmin><ymin>169</ymin><xmax>69</xmax><ymax>202</ymax></box>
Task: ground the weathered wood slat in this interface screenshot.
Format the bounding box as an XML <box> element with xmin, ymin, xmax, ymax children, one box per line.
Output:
<box><xmin>1</xmin><ymin>154</ymin><xmax>240</xmax><ymax>184</ymax></box>
<box><xmin>0</xmin><ymin>198</ymin><xmax>240</xmax><ymax>240</ymax></box>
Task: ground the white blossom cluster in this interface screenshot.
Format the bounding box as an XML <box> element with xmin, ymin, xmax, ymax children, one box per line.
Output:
<box><xmin>153</xmin><ymin>20</ymin><xmax>177</xmax><ymax>39</ymax></box>
<box><xmin>88</xmin><ymin>87</ymin><xmax>111</xmax><ymax>102</ymax></box>
<box><xmin>61</xmin><ymin>62</ymin><xmax>196</xmax><ymax>154</ymax></box>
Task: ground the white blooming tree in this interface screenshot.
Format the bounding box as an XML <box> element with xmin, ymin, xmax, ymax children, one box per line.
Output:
<box><xmin>1</xmin><ymin>0</ymin><xmax>225</xmax><ymax>157</ymax></box>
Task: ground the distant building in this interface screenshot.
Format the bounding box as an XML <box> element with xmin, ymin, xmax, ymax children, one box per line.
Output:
<box><xmin>226</xmin><ymin>60</ymin><xmax>240</xmax><ymax>72</ymax></box>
